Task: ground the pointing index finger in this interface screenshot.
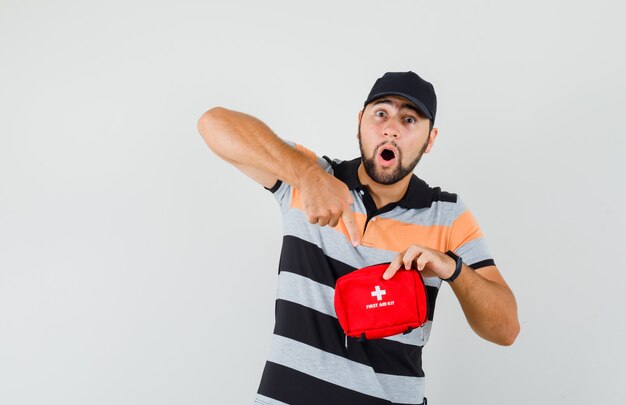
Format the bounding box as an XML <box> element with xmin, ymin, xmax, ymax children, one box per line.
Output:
<box><xmin>341</xmin><ymin>207</ymin><xmax>360</xmax><ymax>247</ymax></box>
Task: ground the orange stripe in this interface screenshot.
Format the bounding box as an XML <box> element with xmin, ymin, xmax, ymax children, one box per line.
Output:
<box><xmin>291</xmin><ymin>193</ymin><xmax>482</xmax><ymax>252</ymax></box>
<box><xmin>289</xmin><ymin>197</ymin><xmax>456</xmax><ymax>252</ymax></box>
<box><xmin>357</xmin><ymin>216</ymin><xmax>450</xmax><ymax>252</ymax></box>
<box><xmin>289</xmin><ymin>205</ymin><xmax>482</xmax><ymax>253</ymax></box>
<box><xmin>447</xmin><ymin>209</ymin><xmax>483</xmax><ymax>252</ymax></box>
<box><xmin>290</xmin><ymin>186</ymin><xmax>302</xmax><ymax>210</ymax></box>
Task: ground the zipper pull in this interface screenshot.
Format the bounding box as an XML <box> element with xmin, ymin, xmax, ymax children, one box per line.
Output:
<box><xmin>345</xmin><ymin>333</ymin><xmax>348</xmax><ymax>350</ymax></box>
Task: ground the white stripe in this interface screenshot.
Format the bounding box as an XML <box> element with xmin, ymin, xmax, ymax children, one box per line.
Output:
<box><xmin>253</xmin><ymin>393</ymin><xmax>290</xmax><ymax>405</ymax></box>
<box><xmin>277</xmin><ymin>271</ymin><xmax>336</xmax><ymax>317</ymax></box>
<box><xmin>268</xmin><ymin>335</ymin><xmax>425</xmax><ymax>404</ymax></box>
<box><xmin>283</xmin><ymin>208</ymin><xmax>393</xmax><ymax>268</ymax></box>
<box><xmin>423</xmin><ymin>276</ymin><xmax>442</xmax><ymax>289</ymax></box>
<box><xmin>383</xmin><ymin>321</ymin><xmax>432</xmax><ymax>346</ymax></box>
<box><xmin>283</xmin><ymin>210</ymin><xmax>443</xmax><ymax>292</ymax></box>
<box><xmin>377</xmin><ymin>200</ymin><xmax>457</xmax><ymax>226</ymax></box>
<box><xmin>278</xmin><ymin>166</ymin><xmax>465</xmax><ymax>228</ymax></box>
<box><xmin>455</xmin><ymin>237</ymin><xmax>493</xmax><ymax>267</ymax></box>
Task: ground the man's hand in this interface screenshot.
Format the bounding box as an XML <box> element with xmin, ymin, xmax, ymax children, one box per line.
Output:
<box><xmin>297</xmin><ymin>165</ymin><xmax>361</xmax><ymax>246</ymax></box>
<box><xmin>384</xmin><ymin>244</ymin><xmax>520</xmax><ymax>345</ymax></box>
<box><xmin>383</xmin><ymin>244</ymin><xmax>455</xmax><ymax>280</ymax></box>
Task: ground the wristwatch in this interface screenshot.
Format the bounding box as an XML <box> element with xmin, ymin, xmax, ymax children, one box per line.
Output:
<box><xmin>444</xmin><ymin>251</ymin><xmax>463</xmax><ymax>283</ymax></box>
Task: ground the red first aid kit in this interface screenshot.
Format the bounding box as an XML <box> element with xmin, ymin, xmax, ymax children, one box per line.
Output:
<box><xmin>334</xmin><ymin>263</ymin><xmax>428</xmax><ymax>340</ymax></box>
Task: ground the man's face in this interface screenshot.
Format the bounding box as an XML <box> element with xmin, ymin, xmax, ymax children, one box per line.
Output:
<box><xmin>357</xmin><ymin>95</ymin><xmax>436</xmax><ymax>185</ymax></box>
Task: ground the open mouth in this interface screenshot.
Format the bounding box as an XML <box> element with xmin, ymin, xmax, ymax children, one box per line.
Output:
<box><xmin>380</xmin><ymin>147</ymin><xmax>396</xmax><ymax>162</ymax></box>
<box><xmin>377</xmin><ymin>146</ymin><xmax>398</xmax><ymax>168</ymax></box>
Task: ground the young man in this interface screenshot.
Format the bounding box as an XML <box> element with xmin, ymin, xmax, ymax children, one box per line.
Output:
<box><xmin>197</xmin><ymin>71</ymin><xmax>519</xmax><ymax>405</ymax></box>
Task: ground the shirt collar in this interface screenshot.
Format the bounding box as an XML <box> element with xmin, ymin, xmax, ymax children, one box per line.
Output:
<box><xmin>325</xmin><ymin>156</ymin><xmax>433</xmax><ymax>209</ymax></box>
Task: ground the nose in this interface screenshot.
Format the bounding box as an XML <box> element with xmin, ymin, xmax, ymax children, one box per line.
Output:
<box><xmin>383</xmin><ymin>123</ymin><xmax>399</xmax><ymax>138</ymax></box>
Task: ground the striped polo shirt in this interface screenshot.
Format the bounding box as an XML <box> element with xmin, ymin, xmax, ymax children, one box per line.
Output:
<box><xmin>254</xmin><ymin>142</ymin><xmax>494</xmax><ymax>405</ymax></box>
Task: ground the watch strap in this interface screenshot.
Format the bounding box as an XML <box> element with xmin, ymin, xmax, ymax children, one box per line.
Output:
<box><xmin>444</xmin><ymin>251</ymin><xmax>463</xmax><ymax>282</ymax></box>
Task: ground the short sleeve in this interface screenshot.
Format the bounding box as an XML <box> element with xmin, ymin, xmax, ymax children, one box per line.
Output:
<box><xmin>447</xmin><ymin>196</ymin><xmax>495</xmax><ymax>269</ymax></box>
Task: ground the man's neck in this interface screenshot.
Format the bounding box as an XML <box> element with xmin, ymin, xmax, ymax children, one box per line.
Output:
<box><xmin>357</xmin><ymin>162</ymin><xmax>411</xmax><ymax>210</ymax></box>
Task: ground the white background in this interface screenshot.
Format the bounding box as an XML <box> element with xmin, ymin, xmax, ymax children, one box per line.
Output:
<box><xmin>1</xmin><ymin>1</ymin><xmax>625</xmax><ymax>404</ymax></box>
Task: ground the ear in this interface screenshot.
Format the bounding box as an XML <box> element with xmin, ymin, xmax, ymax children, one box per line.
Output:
<box><xmin>357</xmin><ymin>110</ymin><xmax>363</xmax><ymax>138</ymax></box>
<box><xmin>424</xmin><ymin>127</ymin><xmax>438</xmax><ymax>154</ymax></box>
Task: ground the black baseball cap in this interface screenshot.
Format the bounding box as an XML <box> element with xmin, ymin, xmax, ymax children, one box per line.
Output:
<box><xmin>363</xmin><ymin>71</ymin><xmax>437</xmax><ymax>122</ymax></box>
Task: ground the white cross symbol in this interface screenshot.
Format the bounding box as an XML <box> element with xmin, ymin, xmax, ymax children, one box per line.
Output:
<box><xmin>371</xmin><ymin>285</ymin><xmax>387</xmax><ymax>301</ymax></box>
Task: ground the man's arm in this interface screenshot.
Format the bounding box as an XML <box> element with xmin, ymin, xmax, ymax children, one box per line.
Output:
<box><xmin>448</xmin><ymin>264</ymin><xmax>520</xmax><ymax>345</ymax></box>
<box><xmin>197</xmin><ymin>107</ymin><xmax>313</xmax><ymax>189</ymax></box>
<box><xmin>383</xmin><ymin>247</ymin><xmax>520</xmax><ymax>346</ymax></box>
<box><xmin>196</xmin><ymin>107</ymin><xmax>360</xmax><ymax>244</ymax></box>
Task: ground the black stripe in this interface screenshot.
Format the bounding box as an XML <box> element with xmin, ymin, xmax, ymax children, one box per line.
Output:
<box><xmin>258</xmin><ymin>361</ymin><xmax>399</xmax><ymax>405</ymax></box>
<box><xmin>426</xmin><ymin>286</ymin><xmax>439</xmax><ymax>321</ymax></box>
<box><xmin>330</xmin><ymin>157</ymin><xmax>361</xmax><ymax>190</ymax></box>
<box><xmin>469</xmin><ymin>259</ymin><xmax>496</xmax><ymax>270</ymax></box>
<box><xmin>431</xmin><ymin>187</ymin><xmax>457</xmax><ymax>203</ymax></box>
<box><xmin>279</xmin><ymin>236</ymin><xmax>440</xmax><ymax>321</ymax></box>
<box><xmin>274</xmin><ymin>299</ymin><xmax>425</xmax><ymax>377</ymax></box>
<box><xmin>265</xmin><ymin>179</ymin><xmax>283</xmax><ymax>193</ymax></box>
<box><xmin>279</xmin><ymin>235</ymin><xmax>356</xmax><ymax>287</ymax></box>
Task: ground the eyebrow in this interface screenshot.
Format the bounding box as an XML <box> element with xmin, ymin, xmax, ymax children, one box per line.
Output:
<box><xmin>372</xmin><ymin>98</ymin><xmax>422</xmax><ymax>117</ymax></box>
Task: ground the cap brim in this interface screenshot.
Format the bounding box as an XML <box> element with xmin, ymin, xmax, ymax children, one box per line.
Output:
<box><xmin>364</xmin><ymin>92</ymin><xmax>433</xmax><ymax>120</ymax></box>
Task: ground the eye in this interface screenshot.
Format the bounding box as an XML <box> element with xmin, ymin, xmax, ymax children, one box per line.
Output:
<box><xmin>404</xmin><ymin>116</ymin><xmax>416</xmax><ymax>124</ymax></box>
<box><xmin>375</xmin><ymin>110</ymin><xmax>386</xmax><ymax>118</ymax></box>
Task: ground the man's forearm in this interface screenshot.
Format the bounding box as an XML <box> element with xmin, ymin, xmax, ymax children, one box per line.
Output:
<box><xmin>197</xmin><ymin>107</ymin><xmax>320</xmax><ymax>188</ymax></box>
<box><xmin>449</xmin><ymin>265</ymin><xmax>520</xmax><ymax>346</ymax></box>
<box><xmin>197</xmin><ymin>107</ymin><xmax>360</xmax><ymax>242</ymax></box>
